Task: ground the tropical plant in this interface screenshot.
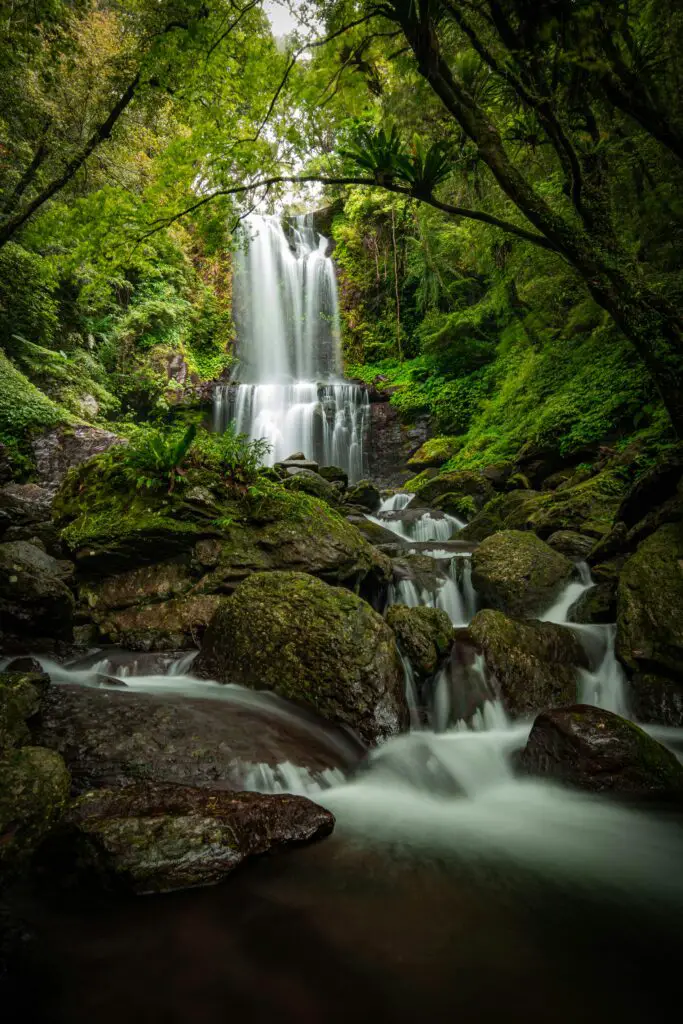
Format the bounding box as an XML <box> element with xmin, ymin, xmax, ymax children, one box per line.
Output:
<box><xmin>340</xmin><ymin>126</ymin><xmax>405</xmax><ymax>185</ymax></box>
<box><xmin>121</xmin><ymin>424</ymin><xmax>197</xmax><ymax>492</ymax></box>
<box><xmin>193</xmin><ymin>424</ymin><xmax>271</xmax><ymax>491</ymax></box>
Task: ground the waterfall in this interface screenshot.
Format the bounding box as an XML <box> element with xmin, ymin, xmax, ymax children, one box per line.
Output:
<box><xmin>214</xmin><ymin>213</ymin><xmax>369</xmax><ymax>482</ymax></box>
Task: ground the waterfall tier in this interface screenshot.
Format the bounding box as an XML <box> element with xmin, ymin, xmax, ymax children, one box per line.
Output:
<box><xmin>215</xmin><ymin>213</ymin><xmax>369</xmax><ymax>481</ymax></box>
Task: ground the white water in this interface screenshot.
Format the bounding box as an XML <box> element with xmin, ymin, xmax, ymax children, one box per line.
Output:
<box><xmin>213</xmin><ymin>214</ymin><xmax>369</xmax><ymax>481</ymax></box>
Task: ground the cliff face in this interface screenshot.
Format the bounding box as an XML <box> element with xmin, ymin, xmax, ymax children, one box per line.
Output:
<box><xmin>367</xmin><ymin>395</ymin><xmax>430</xmax><ymax>490</ymax></box>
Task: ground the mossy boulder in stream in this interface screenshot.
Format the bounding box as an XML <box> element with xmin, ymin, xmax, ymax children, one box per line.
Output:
<box><xmin>616</xmin><ymin>522</ymin><xmax>683</xmax><ymax>725</ymax></box>
<box><xmin>407</xmin><ymin>470</ymin><xmax>494</xmax><ymax>510</ymax></box>
<box><xmin>466</xmin><ymin>609</ymin><xmax>587</xmax><ymax>717</ymax></box>
<box><xmin>47</xmin><ymin>784</ymin><xmax>334</xmax><ymax>894</ymax></box>
<box><xmin>344</xmin><ymin>479</ymin><xmax>381</xmax><ymax>511</ymax></box>
<box><xmin>0</xmin><ymin>672</ymin><xmax>48</xmax><ymax>749</ymax></box>
<box><xmin>385</xmin><ymin>605</ymin><xmax>453</xmax><ymax>678</ymax></box>
<box><xmin>458</xmin><ymin>490</ymin><xmax>539</xmax><ymax>542</ymax></box>
<box><xmin>471</xmin><ymin>530</ymin><xmax>574</xmax><ymax>617</ymax></box>
<box><xmin>0</xmin><ymin>746</ymin><xmax>71</xmax><ymax>869</ymax></box>
<box><xmin>195</xmin><ymin>571</ymin><xmax>408</xmax><ymax>745</ymax></box>
<box><xmin>520</xmin><ymin>705</ymin><xmax>683</xmax><ymax>798</ymax></box>
<box><xmin>503</xmin><ymin>470</ymin><xmax>628</xmax><ymax>539</ymax></box>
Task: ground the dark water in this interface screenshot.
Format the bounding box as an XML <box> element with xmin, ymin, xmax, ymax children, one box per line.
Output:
<box><xmin>7</xmin><ymin>832</ymin><xmax>683</xmax><ymax>1024</ymax></box>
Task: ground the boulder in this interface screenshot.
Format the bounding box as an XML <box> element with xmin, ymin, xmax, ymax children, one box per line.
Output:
<box><xmin>318</xmin><ymin>465</ymin><xmax>348</xmax><ymax>491</ymax></box>
<box><xmin>92</xmin><ymin>594</ymin><xmax>226</xmax><ymax>651</ymax></box>
<box><xmin>617</xmin><ymin>444</ymin><xmax>683</xmax><ymax>529</ymax></box>
<box><xmin>48</xmin><ymin>785</ymin><xmax>334</xmax><ymax>894</ymax></box>
<box><xmin>458</xmin><ymin>490</ymin><xmax>539</xmax><ymax>542</ymax></box>
<box><xmin>0</xmin><ymin>672</ymin><xmax>48</xmax><ymax>750</ymax></box>
<box><xmin>391</xmin><ymin>554</ymin><xmax>445</xmax><ymax>596</ymax></box>
<box><xmin>283</xmin><ymin>468</ymin><xmax>340</xmax><ymax>504</ymax></box>
<box><xmin>628</xmin><ymin>673</ymin><xmax>683</xmax><ymax>728</ymax></box>
<box><xmin>0</xmin><ymin>746</ymin><xmax>71</xmax><ymax>868</ymax></box>
<box><xmin>547</xmin><ymin>530</ymin><xmax>595</xmax><ymax>560</ymax></box>
<box><xmin>503</xmin><ymin>470</ymin><xmax>629</xmax><ymax>539</ymax></box>
<box><xmin>385</xmin><ymin>605</ymin><xmax>453</xmax><ymax>678</ymax></box>
<box><xmin>36</xmin><ymin>682</ymin><xmax>362</xmax><ymax>794</ymax></box>
<box><xmin>347</xmin><ymin>515</ymin><xmax>407</xmax><ymax>550</ymax></box>
<box><xmin>0</xmin><ymin>540</ymin><xmax>75</xmax><ymax>642</ymax></box>
<box><xmin>344</xmin><ymin>479</ymin><xmax>381</xmax><ymax>511</ymax></box>
<box><xmin>432</xmin><ymin>493</ymin><xmax>476</xmax><ymax>520</ymax></box>
<box><xmin>32</xmin><ymin>424</ymin><xmax>124</xmax><ymax>492</ymax></box>
<box><xmin>467</xmin><ymin>609</ymin><xmax>587</xmax><ymax>717</ymax></box>
<box><xmin>408</xmin><ymin>470</ymin><xmax>494</xmax><ymax>510</ymax></box>
<box><xmin>278</xmin><ymin>458</ymin><xmax>320</xmax><ymax>473</ymax></box>
<box><xmin>407</xmin><ymin>436</ymin><xmax>461</xmax><ymax>470</ymax></box>
<box><xmin>0</xmin><ymin>483</ymin><xmax>52</xmax><ymax>528</ymax></box>
<box><xmin>471</xmin><ymin>530</ymin><xmax>574</xmax><ymax>617</ymax></box>
<box><xmin>519</xmin><ymin>704</ymin><xmax>683</xmax><ymax>798</ymax></box>
<box><xmin>194</xmin><ymin>571</ymin><xmax>407</xmax><ymax>745</ymax></box>
<box><xmin>616</xmin><ymin>522</ymin><xmax>683</xmax><ymax>680</ymax></box>
<box><xmin>567</xmin><ymin>583</ymin><xmax>616</xmax><ymax>624</ymax></box>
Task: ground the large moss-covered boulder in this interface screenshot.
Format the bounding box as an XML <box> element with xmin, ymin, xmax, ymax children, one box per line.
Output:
<box><xmin>519</xmin><ymin>705</ymin><xmax>683</xmax><ymax>798</ymax></box>
<box><xmin>50</xmin><ymin>785</ymin><xmax>334</xmax><ymax>894</ymax></box>
<box><xmin>385</xmin><ymin>605</ymin><xmax>453</xmax><ymax>677</ymax></box>
<box><xmin>504</xmin><ymin>470</ymin><xmax>628</xmax><ymax>539</ymax></box>
<box><xmin>567</xmin><ymin>583</ymin><xmax>616</xmax><ymax>624</ymax></box>
<box><xmin>546</xmin><ymin>530</ymin><xmax>595</xmax><ymax>560</ymax></box>
<box><xmin>616</xmin><ymin>522</ymin><xmax>683</xmax><ymax>724</ymax></box>
<box><xmin>617</xmin><ymin>522</ymin><xmax>683</xmax><ymax>679</ymax></box>
<box><xmin>407</xmin><ymin>436</ymin><xmax>461</xmax><ymax>470</ymax></box>
<box><xmin>458</xmin><ymin>490</ymin><xmax>539</xmax><ymax>542</ymax></box>
<box><xmin>471</xmin><ymin>530</ymin><xmax>574</xmax><ymax>617</ymax></box>
<box><xmin>93</xmin><ymin>594</ymin><xmax>225</xmax><ymax>651</ymax></box>
<box><xmin>0</xmin><ymin>540</ymin><xmax>75</xmax><ymax>642</ymax></box>
<box><xmin>467</xmin><ymin>609</ymin><xmax>587</xmax><ymax>717</ymax></box>
<box><xmin>283</xmin><ymin>468</ymin><xmax>340</xmax><ymax>504</ymax></box>
<box><xmin>0</xmin><ymin>746</ymin><xmax>71</xmax><ymax>868</ymax></box>
<box><xmin>195</xmin><ymin>571</ymin><xmax>407</xmax><ymax>745</ymax></box>
<box><xmin>0</xmin><ymin>672</ymin><xmax>48</xmax><ymax>750</ymax></box>
<box><xmin>408</xmin><ymin>470</ymin><xmax>494</xmax><ymax>510</ymax></box>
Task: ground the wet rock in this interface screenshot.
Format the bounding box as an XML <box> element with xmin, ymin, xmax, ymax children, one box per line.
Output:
<box><xmin>318</xmin><ymin>465</ymin><xmax>348</xmax><ymax>491</ymax></box>
<box><xmin>471</xmin><ymin>530</ymin><xmax>574</xmax><ymax>617</ymax></box>
<box><xmin>458</xmin><ymin>490</ymin><xmax>539</xmax><ymax>542</ymax></box>
<box><xmin>587</xmin><ymin>521</ymin><xmax>630</xmax><ymax>565</ymax></box>
<box><xmin>347</xmin><ymin>515</ymin><xmax>406</xmax><ymax>549</ymax></box>
<box><xmin>278</xmin><ymin>458</ymin><xmax>320</xmax><ymax>473</ymax></box>
<box><xmin>628</xmin><ymin>673</ymin><xmax>683</xmax><ymax>728</ymax></box>
<box><xmin>32</xmin><ymin>424</ymin><xmax>124</xmax><ymax>492</ymax></box>
<box><xmin>392</xmin><ymin>553</ymin><xmax>445</xmax><ymax>595</ymax></box>
<box><xmin>409</xmin><ymin>470</ymin><xmax>494</xmax><ymax>511</ymax></box>
<box><xmin>385</xmin><ymin>605</ymin><xmax>453</xmax><ymax>678</ymax></box>
<box><xmin>283</xmin><ymin>469</ymin><xmax>340</xmax><ymax>504</ymax></box>
<box><xmin>519</xmin><ymin>704</ymin><xmax>683</xmax><ymax>798</ymax></box>
<box><xmin>51</xmin><ymin>785</ymin><xmax>334</xmax><ymax>894</ymax></box>
<box><xmin>0</xmin><ymin>746</ymin><xmax>71</xmax><ymax>869</ymax></box>
<box><xmin>0</xmin><ymin>483</ymin><xmax>53</xmax><ymax>529</ymax></box>
<box><xmin>195</xmin><ymin>571</ymin><xmax>407</xmax><ymax>746</ymax></box>
<box><xmin>480</xmin><ymin>462</ymin><xmax>515</xmax><ymax>489</ymax></box>
<box><xmin>567</xmin><ymin>583</ymin><xmax>616</xmax><ymax>624</ymax></box>
<box><xmin>467</xmin><ymin>610</ymin><xmax>587</xmax><ymax>717</ymax></box>
<box><xmin>504</xmin><ymin>470</ymin><xmax>629</xmax><ymax>540</ymax></box>
<box><xmin>344</xmin><ymin>480</ymin><xmax>381</xmax><ymax>512</ymax></box>
<box><xmin>92</xmin><ymin>594</ymin><xmax>226</xmax><ymax>651</ymax></box>
<box><xmin>36</xmin><ymin>682</ymin><xmax>361</xmax><ymax>793</ymax></box>
<box><xmin>0</xmin><ymin>541</ymin><xmax>75</xmax><ymax>642</ymax></box>
<box><xmin>3</xmin><ymin>657</ymin><xmax>44</xmax><ymax>674</ymax></box>
<box><xmin>616</xmin><ymin>522</ymin><xmax>683</xmax><ymax>681</ymax></box>
<box><xmin>432</xmin><ymin>493</ymin><xmax>476</xmax><ymax>520</ymax></box>
<box><xmin>81</xmin><ymin>560</ymin><xmax>194</xmax><ymax>612</ymax></box>
<box><xmin>547</xmin><ymin>530</ymin><xmax>595</xmax><ymax>560</ymax></box>
<box><xmin>591</xmin><ymin>559</ymin><xmax>625</xmax><ymax>585</ymax></box>
<box><xmin>284</xmin><ymin>452</ymin><xmax>306</xmax><ymax>462</ymax></box>
<box><xmin>0</xmin><ymin>672</ymin><xmax>47</xmax><ymax>749</ymax></box>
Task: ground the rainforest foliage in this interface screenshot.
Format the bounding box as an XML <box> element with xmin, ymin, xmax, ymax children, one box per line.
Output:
<box><xmin>1</xmin><ymin>0</ymin><xmax>682</xmax><ymax>477</ymax></box>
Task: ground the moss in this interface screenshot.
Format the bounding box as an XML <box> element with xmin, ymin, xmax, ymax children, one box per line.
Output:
<box><xmin>471</xmin><ymin>529</ymin><xmax>574</xmax><ymax>617</ymax></box>
<box><xmin>407</xmin><ymin>436</ymin><xmax>462</xmax><ymax>470</ymax></box>
<box><xmin>0</xmin><ymin>746</ymin><xmax>71</xmax><ymax>869</ymax></box>
<box><xmin>459</xmin><ymin>490</ymin><xmax>539</xmax><ymax>542</ymax></box>
<box><xmin>432</xmin><ymin>492</ymin><xmax>477</xmax><ymax>520</ymax></box>
<box><xmin>385</xmin><ymin>604</ymin><xmax>453</xmax><ymax>676</ymax></box>
<box><xmin>505</xmin><ymin>469</ymin><xmax>630</xmax><ymax>539</ymax></box>
<box><xmin>410</xmin><ymin>469</ymin><xmax>494</xmax><ymax>508</ymax></box>
<box><xmin>0</xmin><ymin>673</ymin><xmax>45</xmax><ymax>751</ymax></box>
<box><xmin>0</xmin><ymin>350</ymin><xmax>73</xmax><ymax>475</ymax></box>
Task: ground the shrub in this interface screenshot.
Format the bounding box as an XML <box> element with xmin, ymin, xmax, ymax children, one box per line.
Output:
<box><xmin>192</xmin><ymin>424</ymin><xmax>271</xmax><ymax>490</ymax></box>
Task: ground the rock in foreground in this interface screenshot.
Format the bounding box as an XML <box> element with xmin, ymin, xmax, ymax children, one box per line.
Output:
<box><xmin>519</xmin><ymin>704</ymin><xmax>683</xmax><ymax>798</ymax></box>
<box><xmin>385</xmin><ymin>604</ymin><xmax>453</xmax><ymax>677</ymax></box>
<box><xmin>50</xmin><ymin>784</ymin><xmax>334</xmax><ymax>894</ymax></box>
<box><xmin>195</xmin><ymin>571</ymin><xmax>408</xmax><ymax>745</ymax></box>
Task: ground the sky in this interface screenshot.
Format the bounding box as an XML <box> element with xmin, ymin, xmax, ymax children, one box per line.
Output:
<box><xmin>263</xmin><ymin>1</ymin><xmax>301</xmax><ymax>39</ymax></box>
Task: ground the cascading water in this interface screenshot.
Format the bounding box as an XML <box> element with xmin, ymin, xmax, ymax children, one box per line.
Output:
<box><xmin>213</xmin><ymin>214</ymin><xmax>369</xmax><ymax>482</ymax></box>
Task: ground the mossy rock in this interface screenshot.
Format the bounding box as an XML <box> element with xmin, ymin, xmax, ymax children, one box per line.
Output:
<box><xmin>0</xmin><ymin>746</ymin><xmax>71</xmax><ymax>869</ymax></box>
<box><xmin>504</xmin><ymin>470</ymin><xmax>629</xmax><ymax>540</ymax></box>
<box><xmin>432</xmin><ymin>492</ymin><xmax>477</xmax><ymax>521</ymax></box>
<box><xmin>520</xmin><ymin>704</ymin><xmax>683</xmax><ymax>797</ymax></box>
<box><xmin>628</xmin><ymin>673</ymin><xmax>683</xmax><ymax>728</ymax></box>
<box><xmin>567</xmin><ymin>583</ymin><xmax>616</xmax><ymax>624</ymax></box>
<box><xmin>407</xmin><ymin>436</ymin><xmax>461</xmax><ymax>470</ymax></box>
<box><xmin>0</xmin><ymin>672</ymin><xmax>47</xmax><ymax>751</ymax></box>
<box><xmin>0</xmin><ymin>540</ymin><xmax>75</xmax><ymax>641</ymax></box>
<box><xmin>344</xmin><ymin>479</ymin><xmax>380</xmax><ymax>511</ymax></box>
<box><xmin>506</xmin><ymin>472</ymin><xmax>531</xmax><ymax>491</ymax></box>
<box><xmin>93</xmin><ymin>593</ymin><xmax>226</xmax><ymax>652</ymax></box>
<box><xmin>194</xmin><ymin>571</ymin><xmax>408</xmax><ymax>745</ymax></box>
<box><xmin>616</xmin><ymin>522</ymin><xmax>683</xmax><ymax>682</ymax></box>
<box><xmin>467</xmin><ymin>610</ymin><xmax>587</xmax><ymax>717</ymax></box>
<box><xmin>471</xmin><ymin>530</ymin><xmax>574</xmax><ymax>617</ymax></box>
<box><xmin>318</xmin><ymin>465</ymin><xmax>348</xmax><ymax>490</ymax></box>
<box><xmin>385</xmin><ymin>605</ymin><xmax>453</xmax><ymax>677</ymax></box>
<box><xmin>409</xmin><ymin>470</ymin><xmax>494</xmax><ymax>510</ymax></box>
<box><xmin>458</xmin><ymin>490</ymin><xmax>539</xmax><ymax>542</ymax></box>
<box><xmin>546</xmin><ymin>530</ymin><xmax>594</xmax><ymax>560</ymax></box>
<box><xmin>283</xmin><ymin>469</ymin><xmax>341</xmax><ymax>505</ymax></box>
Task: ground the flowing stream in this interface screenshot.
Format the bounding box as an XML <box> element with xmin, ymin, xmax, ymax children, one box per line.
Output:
<box><xmin>212</xmin><ymin>214</ymin><xmax>369</xmax><ymax>481</ymax></box>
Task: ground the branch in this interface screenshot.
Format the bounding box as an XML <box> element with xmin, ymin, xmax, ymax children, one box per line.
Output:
<box><xmin>136</xmin><ymin>173</ymin><xmax>558</xmax><ymax>251</ymax></box>
<box><xmin>205</xmin><ymin>0</ymin><xmax>260</xmax><ymax>59</ymax></box>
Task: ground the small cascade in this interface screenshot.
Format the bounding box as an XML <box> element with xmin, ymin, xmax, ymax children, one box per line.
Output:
<box><xmin>213</xmin><ymin>213</ymin><xmax>369</xmax><ymax>482</ymax></box>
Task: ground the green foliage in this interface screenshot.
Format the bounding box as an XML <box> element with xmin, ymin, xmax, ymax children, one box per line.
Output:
<box><xmin>192</xmin><ymin>423</ymin><xmax>271</xmax><ymax>490</ymax></box>
<box><xmin>119</xmin><ymin>424</ymin><xmax>197</xmax><ymax>492</ymax></box>
<box><xmin>0</xmin><ymin>350</ymin><xmax>71</xmax><ymax>475</ymax></box>
<box><xmin>0</xmin><ymin>244</ymin><xmax>59</xmax><ymax>351</ymax></box>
